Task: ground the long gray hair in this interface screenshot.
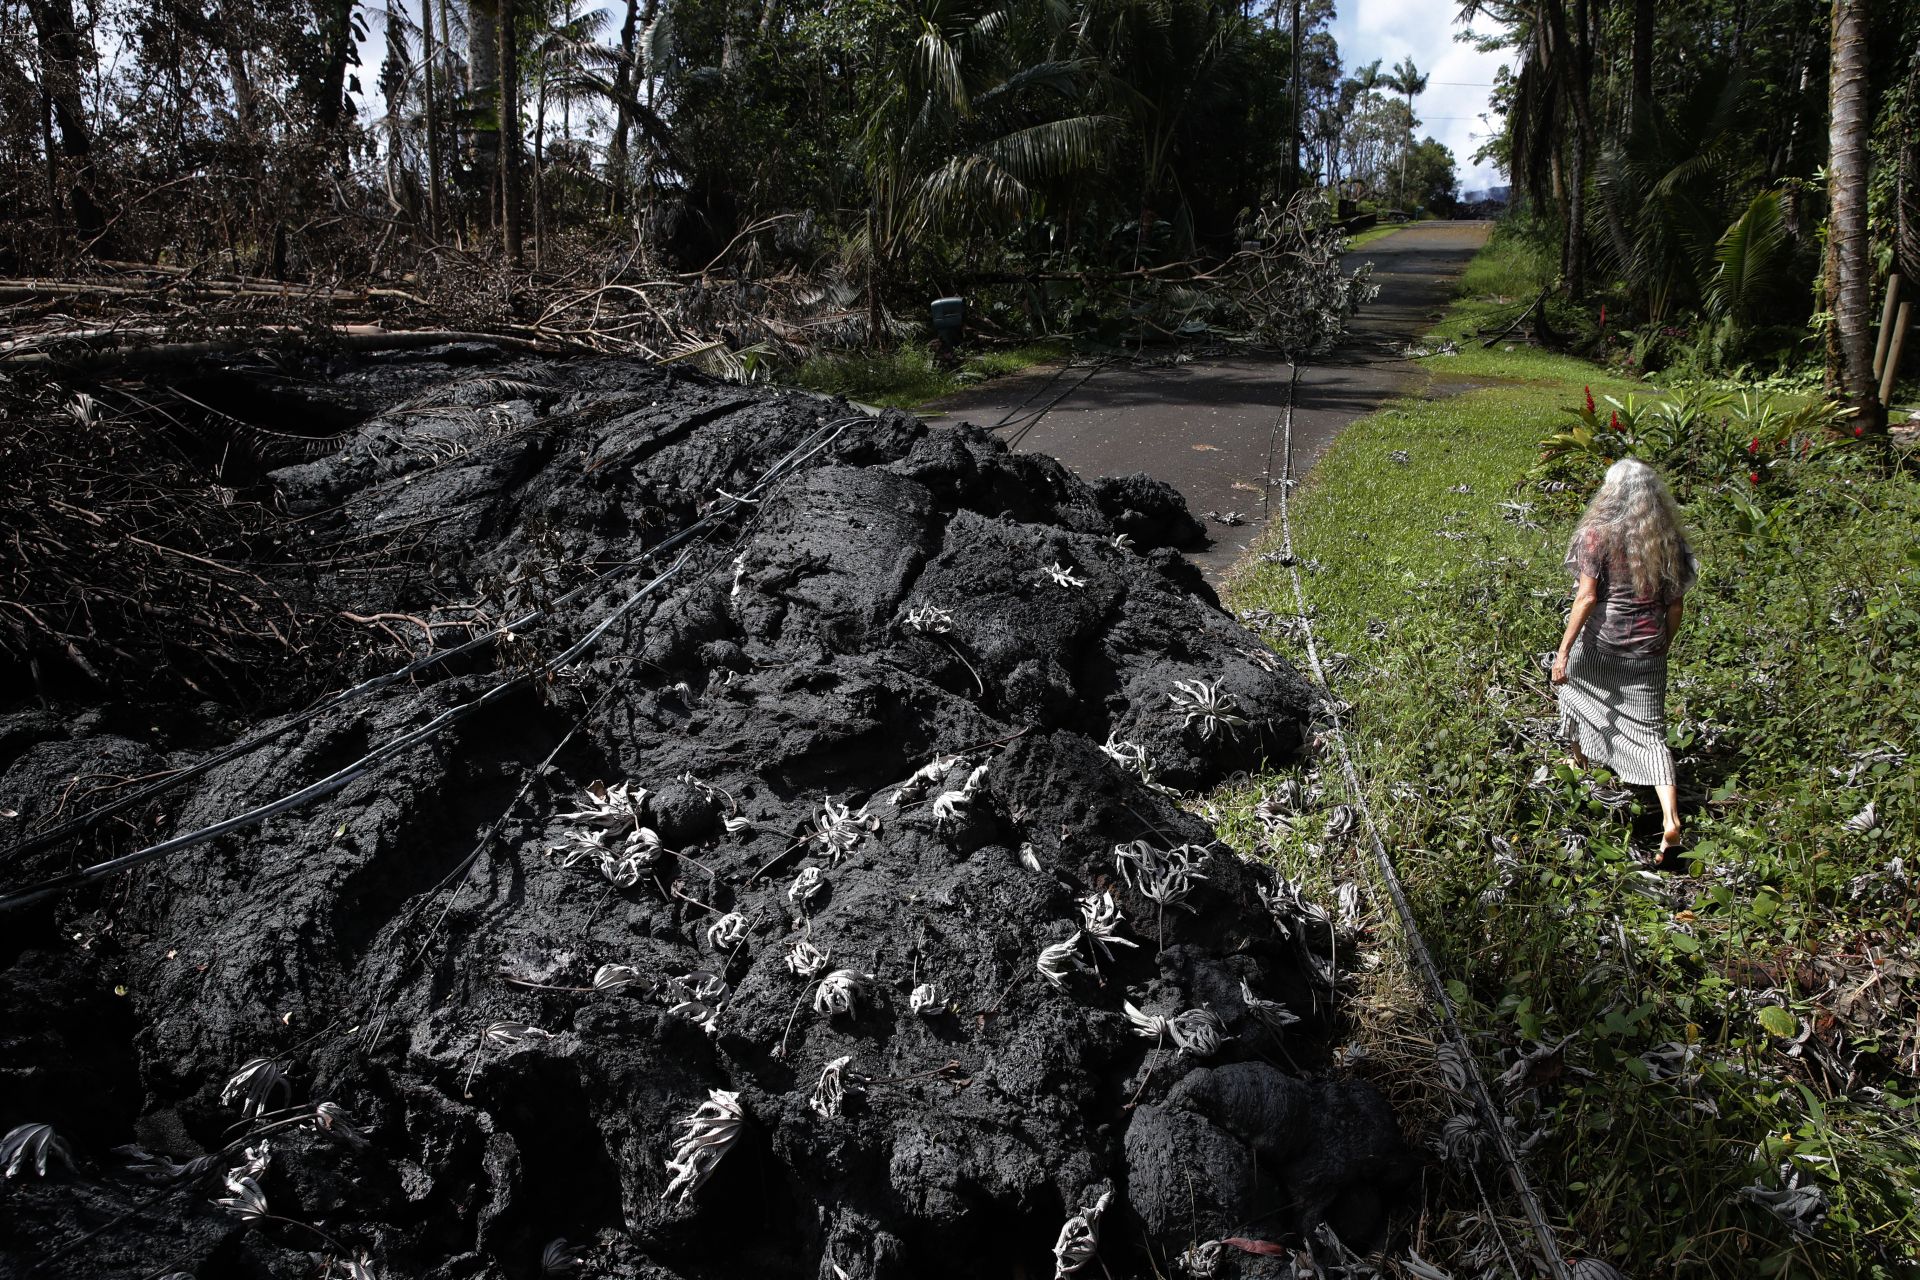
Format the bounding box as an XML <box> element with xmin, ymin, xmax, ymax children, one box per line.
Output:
<box><xmin>1568</xmin><ymin>458</ymin><xmax>1696</xmax><ymax>599</ymax></box>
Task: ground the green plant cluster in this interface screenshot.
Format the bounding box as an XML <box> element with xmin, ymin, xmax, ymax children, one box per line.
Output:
<box><xmin>1224</xmin><ymin>376</ymin><xmax>1919</xmax><ymax>1276</ymax></box>
<box><xmin>1537</xmin><ymin>385</ymin><xmax>1852</xmax><ymax>489</ymax></box>
<box><xmin>790</xmin><ymin>340</ymin><xmax>1069</xmax><ymax>408</ymax></box>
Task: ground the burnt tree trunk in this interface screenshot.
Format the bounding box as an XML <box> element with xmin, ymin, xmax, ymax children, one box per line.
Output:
<box><xmin>421</xmin><ymin>0</ymin><xmax>445</xmax><ymax>237</ymax></box>
<box><xmin>1630</xmin><ymin>0</ymin><xmax>1653</xmax><ymax>131</ymax></box>
<box><xmin>498</xmin><ymin>0</ymin><xmax>524</xmax><ymax>262</ymax></box>
<box><xmin>24</xmin><ymin>0</ymin><xmax>109</xmax><ymax>252</ymax></box>
<box><xmin>312</xmin><ymin>0</ymin><xmax>357</xmax><ymax>140</ymax></box>
<box><xmin>606</xmin><ymin>0</ymin><xmax>644</xmax><ymax>214</ymax></box>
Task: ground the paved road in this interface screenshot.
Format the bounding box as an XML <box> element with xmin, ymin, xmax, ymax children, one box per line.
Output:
<box><xmin>925</xmin><ymin>221</ymin><xmax>1492</xmax><ymax>576</ymax></box>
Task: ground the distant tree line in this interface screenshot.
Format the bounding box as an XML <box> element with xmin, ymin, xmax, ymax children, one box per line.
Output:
<box><xmin>1467</xmin><ymin>0</ymin><xmax>1920</xmax><ymax>427</ymax></box>
<box><xmin>0</xmin><ymin>0</ymin><xmax>1459</xmax><ymax>339</ymax></box>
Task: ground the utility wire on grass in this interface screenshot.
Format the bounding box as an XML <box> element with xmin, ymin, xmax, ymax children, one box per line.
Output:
<box><xmin>1265</xmin><ymin>365</ymin><xmax>1575</xmax><ymax>1280</ymax></box>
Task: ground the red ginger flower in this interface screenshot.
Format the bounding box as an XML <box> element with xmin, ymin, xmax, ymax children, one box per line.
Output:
<box><xmin>1749</xmin><ymin>471</ymin><xmax>1761</xmax><ymax>485</ymax></box>
<box><xmin>1609</xmin><ymin>410</ymin><xmax>1622</xmax><ymax>432</ymax></box>
<box><xmin>1584</xmin><ymin>386</ymin><xmax>1595</xmax><ymax>415</ymax></box>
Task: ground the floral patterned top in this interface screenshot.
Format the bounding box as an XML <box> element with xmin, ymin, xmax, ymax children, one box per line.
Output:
<box><xmin>1566</xmin><ymin>529</ymin><xmax>1697</xmax><ymax>658</ymax></box>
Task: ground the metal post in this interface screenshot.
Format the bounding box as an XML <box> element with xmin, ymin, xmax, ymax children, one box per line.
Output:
<box><xmin>1874</xmin><ymin>274</ymin><xmax>1901</xmax><ymax>381</ymax></box>
<box><xmin>1878</xmin><ymin>301</ymin><xmax>1910</xmax><ymax>409</ymax></box>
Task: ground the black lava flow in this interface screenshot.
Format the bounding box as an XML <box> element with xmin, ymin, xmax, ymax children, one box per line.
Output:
<box><xmin>0</xmin><ymin>347</ymin><xmax>1416</xmax><ymax>1280</ymax></box>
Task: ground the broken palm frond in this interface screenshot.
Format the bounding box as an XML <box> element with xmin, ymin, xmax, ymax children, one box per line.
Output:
<box><xmin>1052</xmin><ymin>1188</ymin><xmax>1112</xmax><ymax>1278</ymax></box>
<box><xmin>542</xmin><ymin>1239</ymin><xmax>586</xmax><ymax>1275</ymax></box>
<box><xmin>789</xmin><ymin>866</ymin><xmax>829</xmax><ymax>910</ymax></box>
<box><xmin>2</xmin><ymin>1123</ymin><xmax>77</xmax><ymax>1179</ymax></box>
<box><xmin>932</xmin><ymin>761</ymin><xmax>991</xmax><ymax>826</ymax></box>
<box><xmin>665</xmin><ymin>971</ymin><xmax>731</xmax><ymax>1033</ymax></box>
<box><xmin>482</xmin><ymin>1021</ymin><xmax>554</xmax><ymax>1051</ymax></box>
<box><xmin>222</xmin><ymin>1058</ymin><xmax>293</xmax><ymax>1120</ymax></box>
<box><xmin>813</xmin><ymin>969</ymin><xmax>870</xmax><ymax>1018</ymax></box>
<box><xmin>1099</xmin><ymin>733</ymin><xmax>1154</xmax><ymax>781</ymax></box>
<box><xmin>213</xmin><ymin>1172</ymin><xmax>272</xmax><ymax>1220</ymax></box>
<box><xmin>1077</xmin><ymin>891</ymin><xmax>1140</xmax><ymax>960</ymax></box>
<box><xmin>1238</xmin><ymin>979</ymin><xmax>1300</xmax><ymax>1039</ymax></box>
<box><xmin>559</xmin><ymin>781</ymin><xmax>649</xmax><ymax>833</ymax></box>
<box><xmin>1257</xmin><ymin>875</ymin><xmax>1333</xmax><ymax>946</ymax></box>
<box><xmin>593</xmin><ymin>963</ymin><xmax>648</xmax><ymax>992</ymax></box>
<box><xmin>1113</xmin><ymin>841</ymin><xmax>1209</xmax><ymax>912</ymax></box>
<box><xmin>812</xmin><ymin>799</ymin><xmax>878</xmax><ymax>863</ymax></box>
<box><xmin>705</xmin><ymin>913</ymin><xmax>749</xmax><ymax>951</ymax></box>
<box><xmin>1122</xmin><ymin>1002</ymin><xmax>1229</xmax><ymax>1056</ymax></box>
<box><xmin>313</xmin><ymin>1103</ymin><xmax>370</xmax><ymax>1148</ymax></box>
<box><xmin>785</xmin><ymin>940</ymin><xmax>831</xmax><ymax>979</ymax></box>
<box><xmin>661</xmin><ymin>1090</ymin><xmax>747</xmax><ymax>1204</ymax></box>
<box><xmin>889</xmin><ymin>755</ymin><xmax>960</xmax><ymax>807</ymax></box>
<box><xmin>1167</xmin><ymin>678</ymin><xmax>1247</xmax><ymax>740</ymax></box>
<box><xmin>901</xmin><ymin>603</ymin><xmax>954</xmax><ymax>634</ymax></box>
<box><xmin>808</xmin><ymin>1056</ymin><xmax>865</xmax><ymax>1119</ymax></box>
<box><xmin>1037</xmin><ymin>931</ymin><xmax>1090</xmax><ymax>991</ymax></box>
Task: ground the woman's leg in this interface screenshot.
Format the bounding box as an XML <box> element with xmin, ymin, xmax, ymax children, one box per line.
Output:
<box><xmin>1656</xmin><ymin>783</ymin><xmax>1681</xmax><ymax>846</ymax></box>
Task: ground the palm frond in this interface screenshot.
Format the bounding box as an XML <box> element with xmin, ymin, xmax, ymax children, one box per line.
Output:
<box><xmin>1706</xmin><ymin>191</ymin><xmax>1789</xmax><ymax>319</ymax></box>
<box><xmin>915</xmin><ymin>20</ymin><xmax>970</xmax><ymax>115</ymax></box>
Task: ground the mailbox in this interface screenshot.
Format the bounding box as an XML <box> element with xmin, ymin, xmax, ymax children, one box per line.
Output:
<box><xmin>930</xmin><ymin>296</ymin><xmax>966</xmax><ymax>343</ymax></box>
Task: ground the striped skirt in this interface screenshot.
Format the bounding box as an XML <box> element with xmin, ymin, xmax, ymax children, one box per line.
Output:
<box><xmin>1558</xmin><ymin>637</ymin><xmax>1676</xmax><ymax>787</ymax></box>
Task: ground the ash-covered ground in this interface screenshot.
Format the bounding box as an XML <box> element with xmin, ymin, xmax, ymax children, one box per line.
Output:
<box><xmin>0</xmin><ymin>347</ymin><xmax>1415</xmax><ymax>1279</ymax></box>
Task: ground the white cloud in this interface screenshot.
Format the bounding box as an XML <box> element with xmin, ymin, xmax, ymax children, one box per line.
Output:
<box><xmin>1327</xmin><ymin>0</ymin><xmax>1512</xmax><ymax>194</ymax></box>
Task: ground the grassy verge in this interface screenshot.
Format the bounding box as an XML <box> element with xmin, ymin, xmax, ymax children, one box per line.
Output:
<box><xmin>788</xmin><ymin>339</ymin><xmax>1068</xmax><ymax>409</ymax></box>
<box><xmin>1345</xmin><ymin>223</ymin><xmax>1407</xmax><ymax>252</ymax></box>
<box><xmin>1217</xmin><ymin>237</ymin><xmax>1920</xmax><ymax>1277</ymax></box>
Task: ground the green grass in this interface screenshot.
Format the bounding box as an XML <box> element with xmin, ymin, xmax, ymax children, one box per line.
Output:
<box><xmin>1345</xmin><ymin>223</ymin><xmax>1406</xmax><ymax>251</ymax></box>
<box><xmin>1217</xmin><ymin>233</ymin><xmax>1920</xmax><ymax>1277</ymax></box>
<box><xmin>789</xmin><ymin>339</ymin><xmax>1067</xmax><ymax>409</ymax></box>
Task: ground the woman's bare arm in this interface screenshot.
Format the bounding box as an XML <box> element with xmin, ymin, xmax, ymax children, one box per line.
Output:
<box><xmin>1667</xmin><ymin>598</ymin><xmax>1684</xmax><ymax>642</ymax></box>
<box><xmin>1552</xmin><ymin>575</ymin><xmax>1601</xmax><ymax>684</ymax></box>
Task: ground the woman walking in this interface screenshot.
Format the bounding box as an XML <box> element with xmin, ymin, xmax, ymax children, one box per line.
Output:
<box><xmin>1551</xmin><ymin>458</ymin><xmax>1698</xmax><ymax>865</ymax></box>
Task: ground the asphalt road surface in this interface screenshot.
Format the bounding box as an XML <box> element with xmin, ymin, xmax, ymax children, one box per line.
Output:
<box><xmin>925</xmin><ymin>220</ymin><xmax>1493</xmax><ymax>576</ymax></box>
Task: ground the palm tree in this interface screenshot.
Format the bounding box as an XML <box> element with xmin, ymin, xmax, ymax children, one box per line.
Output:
<box><xmin>860</xmin><ymin>0</ymin><xmax>1114</xmax><ymax>340</ymax></box>
<box><xmin>420</xmin><ymin>0</ymin><xmax>446</xmax><ymax>236</ymax></box>
<box><xmin>527</xmin><ymin>1</ymin><xmax>613</xmax><ymax>264</ymax></box>
<box><xmin>1383</xmin><ymin>55</ymin><xmax>1426</xmax><ymax>210</ymax></box>
<box><xmin>1594</xmin><ymin>68</ymin><xmax>1747</xmax><ymax>320</ymax></box>
<box><xmin>1825</xmin><ymin>0</ymin><xmax>1883</xmax><ymax>430</ymax></box>
<box><xmin>1076</xmin><ymin>0</ymin><xmax>1249</xmax><ymax>248</ymax></box>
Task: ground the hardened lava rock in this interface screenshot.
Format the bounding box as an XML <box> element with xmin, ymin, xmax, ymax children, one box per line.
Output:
<box><xmin>0</xmin><ymin>348</ymin><xmax>1410</xmax><ymax>1280</ymax></box>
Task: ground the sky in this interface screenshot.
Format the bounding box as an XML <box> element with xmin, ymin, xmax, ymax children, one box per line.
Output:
<box><xmin>1326</xmin><ymin>0</ymin><xmax>1512</xmax><ymax>194</ymax></box>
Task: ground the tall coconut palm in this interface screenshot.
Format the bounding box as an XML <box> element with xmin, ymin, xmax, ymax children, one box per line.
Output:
<box><xmin>1383</xmin><ymin>55</ymin><xmax>1426</xmax><ymax>209</ymax></box>
<box><xmin>1824</xmin><ymin>0</ymin><xmax>1883</xmax><ymax>429</ymax></box>
<box><xmin>528</xmin><ymin>1</ymin><xmax>613</xmax><ymax>263</ymax></box>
